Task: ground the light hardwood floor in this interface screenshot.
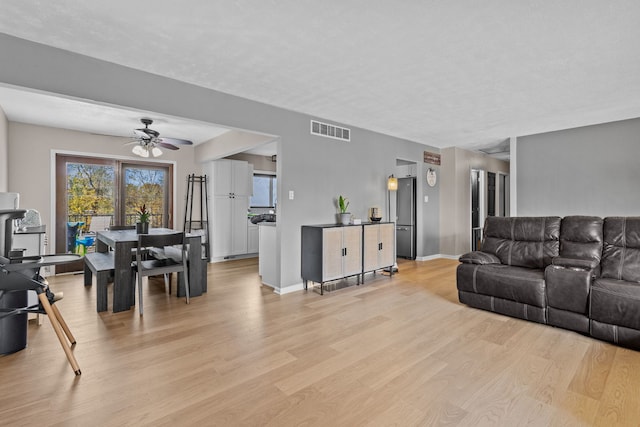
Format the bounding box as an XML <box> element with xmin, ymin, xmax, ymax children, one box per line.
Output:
<box><xmin>1</xmin><ymin>258</ymin><xmax>639</xmax><ymax>426</ymax></box>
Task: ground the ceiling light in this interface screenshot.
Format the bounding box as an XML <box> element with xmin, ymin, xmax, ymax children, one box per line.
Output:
<box><xmin>151</xmin><ymin>147</ymin><xmax>163</xmax><ymax>157</ymax></box>
<box><xmin>132</xmin><ymin>145</ymin><xmax>149</xmax><ymax>157</ymax></box>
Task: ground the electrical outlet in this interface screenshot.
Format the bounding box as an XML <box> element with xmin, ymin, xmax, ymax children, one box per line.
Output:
<box><xmin>289</xmin><ymin>190</ymin><xmax>295</xmax><ymax>200</ymax></box>
<box><xmin>424</xmin><ymin>196</ymin><xmax>429</xmax><ymax>203</ymax></box>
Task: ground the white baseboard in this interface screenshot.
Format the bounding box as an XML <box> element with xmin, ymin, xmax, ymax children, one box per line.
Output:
<box><xmin>274</xmin><ymin>282</ymin><xmax>305</xmax><ymax>295</ymax></box>
<box><xmin>209</xmin><ymin>253</ymin><xmax>258</xmax><ymax>263</ymax></box>
<box><xmin>415</xmin><ymin>253</ymin><xmax>461</xmax><ymax>261</ymax></box>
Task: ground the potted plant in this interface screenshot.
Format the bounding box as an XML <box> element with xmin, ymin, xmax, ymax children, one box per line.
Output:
<box><xmin>136</xmin><ymin>203</ymin><xmax>150</xmax><ymax>234</ymax></box>
<box><xmin>337</xmin><ymin>195</ymin><xmax>351</xmax><ymax>225</ymax></box>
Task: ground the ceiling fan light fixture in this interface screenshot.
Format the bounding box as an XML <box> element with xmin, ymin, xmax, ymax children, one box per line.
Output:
<box><xmin>128</xmin><ymin>118</ymin><xmax>193</xmax><ymax>157</ymax></box>
<box><xmin>132</xmin><ymin>144</ymin><xmax>149</xmax><ymax>157</ymax></box>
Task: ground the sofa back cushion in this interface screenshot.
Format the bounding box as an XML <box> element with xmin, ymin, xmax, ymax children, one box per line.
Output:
<box><xmin>482</xmin><ymin>216</ymin><xmax>561</xmax><ymax>269</ymax></box>
<box><xmin>601</xmin><ymin>217</ymin><xmax>640</xmax><ymax>282</ymax></box>
<box><xmin>560</xmin><ymin>216</ymin><xmax>603</xmax><ymax>261</ymax></box>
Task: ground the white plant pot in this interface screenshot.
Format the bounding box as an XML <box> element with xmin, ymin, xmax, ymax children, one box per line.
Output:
<box><xmin>339</xmin><ymin>213</ymin><xmax>351</xmax><ymax>225</ymax></box>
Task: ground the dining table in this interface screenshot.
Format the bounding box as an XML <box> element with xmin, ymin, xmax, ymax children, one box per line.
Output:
<box><xmin>95</xmin><ymin>228</ymin><xmax>205</xmax><ymax>312</ymax></box>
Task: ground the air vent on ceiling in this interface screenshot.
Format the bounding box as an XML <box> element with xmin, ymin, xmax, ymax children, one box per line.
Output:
<box><xmin>310</xmin><ymin>120</ymin><xmax>350</xmax><ymax>142</ymax></box>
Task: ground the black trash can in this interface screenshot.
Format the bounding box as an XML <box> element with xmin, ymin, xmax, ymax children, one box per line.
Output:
<box><xmin>0</xmin><ymin>289</ymin><xmax>28</xmax><ymax>354</ymax></box>
<box><xmin>0</xmin><ymin>209</ymin><xmax>30</xmax><ymax>354</ymax></box>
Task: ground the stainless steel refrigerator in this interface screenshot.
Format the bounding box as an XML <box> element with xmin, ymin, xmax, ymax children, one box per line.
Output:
<box><xmin>396</xmin><ymin>177</ymin><xmax>416</xmax><ymax>259</ymax></box>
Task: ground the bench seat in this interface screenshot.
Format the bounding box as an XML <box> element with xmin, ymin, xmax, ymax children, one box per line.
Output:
<box><xmin>84</xmin><ymin>252</ymin><xmax>115</xmax><ymax>312</ymax></box>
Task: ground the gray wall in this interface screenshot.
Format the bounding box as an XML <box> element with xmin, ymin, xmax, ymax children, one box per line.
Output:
<box><xmin>517</xmin><ymin>117</ymin><xmax>640</xmax><ymax>216</ymax></box>
<box><xmin>0</xmin><ymin>105</ymin><xmax>7</xmax><ymax>191</ymax></box>
<box><xmin>440</xmin><ymin>147</ymin><xmax>509</xmax><ymax>256</ymax></box>
<box><xmin>7</xmin><ymin>122</ymin><xmax>200</xmax><ymax>252</ymax></box>
<box><xmin>0</xmin><ymin>34</ymin><xmax>441</xmax><ymax>291</ymax></box>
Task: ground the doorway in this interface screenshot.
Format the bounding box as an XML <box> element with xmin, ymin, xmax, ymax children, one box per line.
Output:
<box><xmin>470</xmin><ymin>169</ymin><xmax>484</xmax><ymax>251</ymax></box>
<box><xmin>55</xmin><ymin>154</ymin><xmax>173</xmax><ymax>272</ymax></box>
<box><xmin>499</xmin><ymin>173</ymin><xmax>510</xmax><ymax>217</ymax></box>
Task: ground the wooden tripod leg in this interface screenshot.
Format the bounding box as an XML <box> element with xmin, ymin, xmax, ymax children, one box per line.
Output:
<box><xmin>37</xmin><ymin>293</ymin><xmax>81</xmax><ymax>375</ymax></box>
<box><xmin>49</xmin><ymin>303</ymin><xmax>76</xmax><ymax>345</ymax></box>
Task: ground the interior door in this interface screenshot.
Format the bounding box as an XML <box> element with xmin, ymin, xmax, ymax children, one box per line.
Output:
<box><xmin>471</xmin><ymin>170</ymin><xmax>480</xmax><ymax>228</ymax></box>
<box><xmin>487</xmin><ymin>172</ymin><xmax>496</xmax><ymax>217</ymax></box>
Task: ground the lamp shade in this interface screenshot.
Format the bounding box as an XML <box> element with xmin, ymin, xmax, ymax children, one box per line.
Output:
<box><xmin>387</xmin><ymin>175</ymin><xmax>398</xmax><ymax>191</ymax></box>
<box><xmin>132</xmin><ymin>145</ymin><xmax>149</xmax><ymax>158</ymax></box>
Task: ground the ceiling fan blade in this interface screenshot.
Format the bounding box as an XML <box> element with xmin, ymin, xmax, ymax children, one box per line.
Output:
<box><xmin>157</xmin><ymin>142</ymin><xmax>179</xmax><ymax>150</ymax></box>
<box><xmin>124</xmin><ymin>140</ymin><xmax>140</xmax><ymax>146</ymax></box>
<box><xmin>158</xmin><ymin>137</ymin><xmax>193</xmax><ymax>146</ymax></box>
<box><xmin>135</xmin><ymin>128</ymin><xmax>159</xmax><ymax>138</ymax></box>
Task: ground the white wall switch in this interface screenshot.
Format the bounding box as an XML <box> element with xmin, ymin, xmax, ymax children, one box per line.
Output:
<box><xmin>424</xmin><ymin>196</ymin><xmax>429</xmax><ymax>203</ymax></box>
<box><xmin>289</xmin><ymin>190</ymin><xmax>295</xmax><ymax>200</ymax></box>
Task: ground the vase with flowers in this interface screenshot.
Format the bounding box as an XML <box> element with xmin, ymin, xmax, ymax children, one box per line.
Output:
<box><xmin>136</xmin><ymin>204</ymin><xmax>150</xmax><ymax>234</ymax></box>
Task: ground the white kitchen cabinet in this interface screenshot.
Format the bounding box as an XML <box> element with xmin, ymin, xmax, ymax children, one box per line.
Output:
<box><xmin>247</xmin><ymin>222</ymin><xmax>259</xmax><ymax>253</ymax></box>
<box><xmin>208</xmin><ymin>159</ymin><xmax>253</xmax><ymax>260</ymax></box>
<box><xmin>363</xmin><ymin>223</ymin><xmax>395</xmax><ymax>276</ymax></box>
<box><xmin>301</xmin><ymin>225</ymin><xmax>363</xmax><ymax>294</ymax></box>
<box><xmin>212</xmin><ymin>159</ymin><xmax>253</xmax><ymax>197</ymax></box>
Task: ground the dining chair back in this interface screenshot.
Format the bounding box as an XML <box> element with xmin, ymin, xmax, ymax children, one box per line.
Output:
<box><xmin>107</xmin><ymin>225</ymin><xmax>135</xmax><ymax>231</ymax></box>
<box><xmin>88</xmin><ymin>216</ymin><xmax>112</xmax><ymax>233</ymax></box>
<box><xmin>133</xmin><ymin>232</ymin><xmax>190</xmax><ymax>315</ymax></box>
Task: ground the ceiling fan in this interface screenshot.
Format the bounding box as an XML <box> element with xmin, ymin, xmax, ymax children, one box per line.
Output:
<box><xmin>128</xmin><ymin>118</ymin><xmax>193</xmax><ymax>158</ymax></box>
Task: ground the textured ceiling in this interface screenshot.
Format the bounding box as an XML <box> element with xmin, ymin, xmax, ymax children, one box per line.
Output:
<box><xmin>1</xmin><ymin>0</ymin><xmax>640</xmax><ymax>154</ymax></box>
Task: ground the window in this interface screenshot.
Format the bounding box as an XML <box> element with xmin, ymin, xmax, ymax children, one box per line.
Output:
<box><xmin>55</xmin><ymin>154</ymin><xmax>173</xmax><ymax>272</ymax></box>
<box><xmin>250</xmin><ymin>174</ymin><xmax>277</xmax><ymax>208</ymax></box>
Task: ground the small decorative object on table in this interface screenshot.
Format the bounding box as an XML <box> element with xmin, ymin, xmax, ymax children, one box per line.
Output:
<box><xmin>337</xmin><ymin>195</ymin><xmax>351</xmax><ymax>225</ymax></box>
<box><xmin>369</xmin><ymin>206</ymin><xmax>382</xmax><ymax>222</ymax></box>
<box><xmin>136</xmin><ymin>204</ymin><xmax>150</xmax><ymax>234</ymax></box>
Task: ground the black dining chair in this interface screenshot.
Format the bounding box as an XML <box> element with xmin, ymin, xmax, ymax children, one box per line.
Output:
<box><xmin>107</xmin><ymin>225</ymin><xmax>135</xmax><ymax>231</ymax></box>
<box><xmin>132</xmin><ymin>232</ymin><xmax>189</xmax><ymax>315</ymax></box>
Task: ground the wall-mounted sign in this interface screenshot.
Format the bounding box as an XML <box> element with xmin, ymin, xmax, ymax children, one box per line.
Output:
<box><xmin>424</xmin><ymin>151</ymin><xmax>441</xmax><ymax>165</ymax></box>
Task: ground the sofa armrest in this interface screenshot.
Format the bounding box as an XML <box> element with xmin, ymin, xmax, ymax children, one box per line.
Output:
<box><xmin>459</xmin><ymin>251</ymin><xmax>501</xmax><ymax>265</ymax></box>
<box><xmin>552</xmin><ymin>257</ymin><xmax>599</xmax><ymax>271</ymax></box>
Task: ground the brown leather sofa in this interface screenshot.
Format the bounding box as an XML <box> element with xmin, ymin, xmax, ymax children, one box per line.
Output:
<box><xmin>457</xmin><ymin>216</ymin><xmax>640</xmax><ymax>351</ymax></box>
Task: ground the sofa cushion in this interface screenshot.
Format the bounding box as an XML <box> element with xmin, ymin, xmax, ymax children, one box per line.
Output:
<box><xmin>591</xmin><ymin>278</ymin><xmax>640</xmax><ymax>331</ymax></box>
<box><xmin>481</xmin><ymin>216</ymin><xmax>560</xmax><ymax>269</ymax></box>
<box><xmin>559</xmin><ymin>216</ymin><xmax>603</xmax><ymax>262</ymax></box>
<box><xmin>459</xmin><ymin>251</ymin><xmax>500</xmax><ymax>265</ymax></box>
<box><xmin>457</xmin><ymin>263</ymin><xmax>546</xmax><ymax>308</ymax></box>
<box><xmin>601</xmin><ymin>217</ymin><xmax>640</xmax><ymax>281</ymax></box>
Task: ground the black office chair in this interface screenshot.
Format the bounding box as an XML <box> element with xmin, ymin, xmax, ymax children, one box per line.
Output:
<box><xmin>0</xmin><ymin>209</ymin><xmax>81</xmax><ymax>375</ymax></box>
<box><xmin>132</xmin><ymin>232</ymin><xmax>190</xmax><ymax>316</ymax></box>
